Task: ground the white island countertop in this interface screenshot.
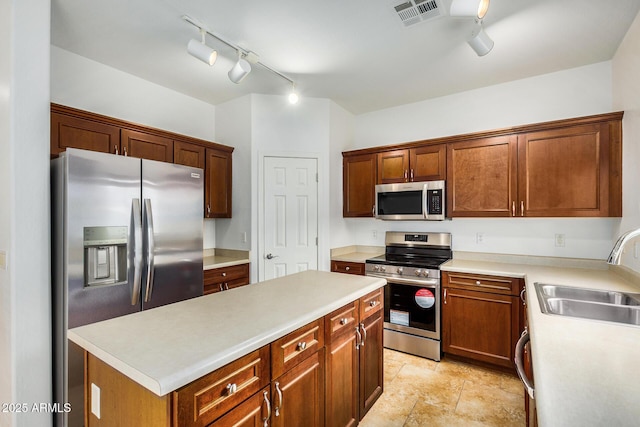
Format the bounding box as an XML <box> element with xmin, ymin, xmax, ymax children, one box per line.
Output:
<box><xmin>442</xmin><ymin>258</ymin><xmax>640</xmax><ymax>427</ymax></box>
<box><xmin>68</xmin><ymin>270</ymin><xmax>386</xmax><ymax>397</ymax></box>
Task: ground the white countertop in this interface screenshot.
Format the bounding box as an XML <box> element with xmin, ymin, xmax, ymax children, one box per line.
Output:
<box><xmin>442</xmin><ymin>258</ymin><xmax>640</xmax><ymax>427</ymax></box>
<box><xmin>68</xmin><ymin>270</ymin><xmax>386</xmax><ymax>397</ymax></box>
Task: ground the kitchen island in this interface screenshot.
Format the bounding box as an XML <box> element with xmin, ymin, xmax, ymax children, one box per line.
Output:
<box><xmin>69</xmin><ymin>270</ymin><xmax>386</xmax><ymax>426</ymax></box>
<box><xmin>442</xmin><ymin>254</ymin><xmax>640</xmax><ymax>427</ymax></box>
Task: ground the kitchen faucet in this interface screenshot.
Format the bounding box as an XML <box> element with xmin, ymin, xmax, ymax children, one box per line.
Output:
<box><xmin>607</xmin><ymin>227</ymin><xmax>640</xmax><ymax>265</ymax></box>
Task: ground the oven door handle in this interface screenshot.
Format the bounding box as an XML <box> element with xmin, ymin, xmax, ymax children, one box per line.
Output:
<box><xmin>383</xmin><ymin>276</ymin><xmax>439</xmax><ymax>287</ymax></box>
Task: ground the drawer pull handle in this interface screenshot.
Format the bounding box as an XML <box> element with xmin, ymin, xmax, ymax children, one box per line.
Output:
<box><xmin>274</xmin><ymin>381</ymin><xmax>283</xmax><ymax>417</ymax></box>
<box><xmin>219</xmin><ymin>283</ymin><xmax>224</xmax><ymax>292</ymax></box>
<box><xmin>226</xmin><ymin>383</ymin><xmax>238</xmax><ymax>395</ymax></box>
<box><xmin>369</xmin><ymin>300</ymin><xmax>377</xmax><ymax>307</ymax></box>
<box><xmin>297</xmin><ymin>341</ymin><xmax>307</xmax><ymax>351</ymax></box>
<box><xmin>224</xmin><ymin>282</ymin><xmax>229</xmax><ymax>290</ymax></box>
<box><xmin>340</xmin><ymin>318</ymin><xmax>348</xmax><ymax>325</ymax></box>
<box><xmin>520</xmin><ymin>287</ymin><xmax>526</xmax><ymax>305</ymax></box>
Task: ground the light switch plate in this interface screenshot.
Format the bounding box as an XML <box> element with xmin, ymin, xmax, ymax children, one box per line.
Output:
<box><xmin>0</xmin><ymin>250</ymin><xmax>6</xmax><ymax>270</ymax></box>
<box><xmin>91</xmin><ymin>383</ymin><xmax>101</xmax><ymax>419</ymax></box>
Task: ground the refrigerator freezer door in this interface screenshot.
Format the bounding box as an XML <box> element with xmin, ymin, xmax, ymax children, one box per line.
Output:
<box><xmin>141</xmin><ymin>159</ymin><xmax>204</xmax><ymax>309</ymax></box>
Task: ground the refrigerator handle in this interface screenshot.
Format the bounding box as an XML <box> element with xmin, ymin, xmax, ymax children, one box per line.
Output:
<box><xmin>131</xmin><ymin>199</ymin><xmax>143</xmax><ymax>306</ymax></box>
<box><xmin>143</xmin><ymin>199</ymin><xmax>156</xmax><ymax>303</ymax></box>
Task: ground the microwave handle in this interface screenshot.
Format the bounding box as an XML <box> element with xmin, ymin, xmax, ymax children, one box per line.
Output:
<box><xmin>422</xmin><ymin>183</ymin><xmax>429</xmax><ymax>219</ymax></box>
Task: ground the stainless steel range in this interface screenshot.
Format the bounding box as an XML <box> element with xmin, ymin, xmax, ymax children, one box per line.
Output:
<box><xmin>365</xmin><ymin>232</ymin><xmax>452</xmax><ymax>361</ymax></box>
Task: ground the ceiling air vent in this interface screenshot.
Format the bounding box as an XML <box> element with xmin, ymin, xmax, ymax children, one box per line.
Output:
<box><xmin>393</xmin><ymin>0</ymin><xmax>445</xmax><ymax>27</ymax></box>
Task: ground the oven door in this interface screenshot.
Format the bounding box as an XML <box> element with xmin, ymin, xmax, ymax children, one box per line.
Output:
<box><xmin>383</xmin><ymin>278</ymin><xmax>440</xmax><ymax>340</ymax></box>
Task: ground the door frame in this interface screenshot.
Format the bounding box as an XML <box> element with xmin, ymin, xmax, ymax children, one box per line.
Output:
<box><xmin>257</xmin><ymin>151</ymin><xmax>327</xmax><ymax>282</ymax></box>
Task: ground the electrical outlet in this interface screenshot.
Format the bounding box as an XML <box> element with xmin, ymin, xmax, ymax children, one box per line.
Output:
<box><xmin>372</xmin><ymin>230</ymin><xmax>378</xmax><ymax>239</ymax></box>
<box><xmin>555</xmin><ymin>234</ymin><xmax>565</xmax><ymax>247</ymax></box>
<box><xmin>91</xmin><ymin>383</ymin><xmax>101</xmax><ymax>419</ymax></box>
<box><xmin>476</xmin><ymin>233</ymin><xmax>484</xmax><ymax>244</ymax></box>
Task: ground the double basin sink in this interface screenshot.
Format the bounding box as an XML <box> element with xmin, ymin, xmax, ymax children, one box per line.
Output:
<box><xmin>535</xmin><ymin>283</ymin><xmax>640</xmax><ymax>326</ymax></box>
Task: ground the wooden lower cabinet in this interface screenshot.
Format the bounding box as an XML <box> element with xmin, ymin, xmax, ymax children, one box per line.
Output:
<box><xmin>442</xmin><ymin>271</ymin><xmax>524</xmax><ymax>369</ymax></box>
<box><xmin>330</xmin><ymin>260</ymin><xmax>365</xmax><ymax>276</ymax></box>
<box><xmin>84</xmin><ymin>291</ymin><xmax>383</xmax><ymax>427</ymax></box>
<box><xmin>325</xmin><ymin>289</ymin><xmax>384</xmax><ymax>426</ymax></box>
<box><xmin>204</xmin><ymin>264</ymin><xmax>250</xmax><ymax>295</ymax></box>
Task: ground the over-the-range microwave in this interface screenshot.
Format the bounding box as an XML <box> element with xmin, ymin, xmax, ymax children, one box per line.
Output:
<box><xmin>374</xmin><ymin>180</ymin><xmax>445</xmax><ymax>221</ymax></box>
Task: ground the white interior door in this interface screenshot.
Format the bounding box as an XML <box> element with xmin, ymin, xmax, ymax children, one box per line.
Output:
<box><xmin>262</xmin><ymin>156</ymin><xmax>318</xmax><ymax>280</ymax></box>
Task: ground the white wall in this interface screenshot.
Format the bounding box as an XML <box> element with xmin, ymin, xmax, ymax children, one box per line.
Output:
<box><xmin>214</xmin><ymin>95</ymin><xmax>252</xmax><ymax>252</ymax></box>
<box><xmin>332</xmin><ymin>62</ymin><xmax>620</xmax><ymax>260</ymax></box>
<box><xmin>50</xmin><ymin>46</ymin><xmax>218</xmax><ymax>247</ymax></box>
<box><xmin>612</xmin><ymin>11</ymin><xmax>640</xmax><ymax>273</ymax></box>
<box><xmin>1</xmin><ymin>0</ymin><xmax>53</xmax><ymax>426</ymax></box>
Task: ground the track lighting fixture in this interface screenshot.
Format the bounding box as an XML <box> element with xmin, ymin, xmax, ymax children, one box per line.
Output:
<box><xmin>467</xmin><ymin>21</ymin><xmax>494</xmax><ymax>56</ymax></box>
<box><xmin>450</xmin><ymin>0</ymin><xmax>490</xmax><ymax>20</ymax></box>
<box><xmin>187</xmin><ymin>29</ymin><xmax>217</xmax><ymax>66</ymax></box>
<box><xmin>182</xmin><ymin>15</ymin><xmax>299</xmax><ymax>104</ymax></box>
<box><xmin>228</xmin><ymin>52</ymin><xmax>252</xmax><ymax>84</ymax></box>
<box><xmin>288</xmin><ymin>84</ymin><xmax>299</xmax><ymax>105</ymax></box>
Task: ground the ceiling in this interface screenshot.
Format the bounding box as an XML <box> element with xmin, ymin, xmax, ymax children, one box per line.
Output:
<box><xmin>51</xmin><ymin>0</ymin><xmax>640</xmax><ymax>115</ymax></box>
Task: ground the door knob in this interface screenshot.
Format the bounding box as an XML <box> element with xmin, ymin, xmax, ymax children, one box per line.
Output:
<box><xmin>265</xmin><ymin>253</ymin><xmax>279</xmax><ymax>260</ymax></box>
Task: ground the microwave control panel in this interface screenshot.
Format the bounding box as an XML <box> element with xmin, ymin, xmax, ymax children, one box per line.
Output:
<box><xmin>427</xmin><ymin>189</ymin><xmax>443</xmax><ymax>215</ymax></box>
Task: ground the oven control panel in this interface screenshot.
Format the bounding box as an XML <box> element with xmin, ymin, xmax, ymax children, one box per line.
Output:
<box><xmin>366</xmin><ymin>263</ymin><xmax>440</xmax><ymax>280</ymax></box>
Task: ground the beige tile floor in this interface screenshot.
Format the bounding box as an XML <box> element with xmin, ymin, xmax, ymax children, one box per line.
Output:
<box><xmin>360</xmin><ymin>349</ymin><xmax>525</xmax><ymax>427</ymax></box>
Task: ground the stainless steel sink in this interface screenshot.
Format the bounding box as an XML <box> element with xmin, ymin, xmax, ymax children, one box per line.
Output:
<box><xmin>534</xmin><ymin>283</ymin><xmax>640</xmax><ymax>326</ymax></box>
<box><xmin>536</xmin><ymin>283</ymin><xmax>640</xmax><ymax>306</ymax></box>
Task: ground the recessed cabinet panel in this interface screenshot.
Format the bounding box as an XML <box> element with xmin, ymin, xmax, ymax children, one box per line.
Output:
<box><xmin>447</xmin><ymin>136</ymin><xmax>518</xmax><ymax>217</ymax></box>
<box><xmin>51</xmin><ymin>112</ymin><xmax>120</xmax><ymax>156</ymax></box>
<box><xmin>121</xmin><ymin>129</ymin><xmax>174</xmax><ymax>162</ymax></box>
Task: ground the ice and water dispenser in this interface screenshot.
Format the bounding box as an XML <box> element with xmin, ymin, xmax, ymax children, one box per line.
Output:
<box><xmin>83</xmin><ymin>226</ymin><xmax>128</xmax><ymax>287</ymax></box>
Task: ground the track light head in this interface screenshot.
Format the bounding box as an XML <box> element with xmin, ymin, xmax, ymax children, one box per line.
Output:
<box><xmin>228</xmin><ymin>54</ymin><xmax>252</xmax><ymax>84</ymax></box>
<box><xmin>288</xmin><ymin>84</ymin><xmax>299</xmax><ymax>104</ymax></box>
<box><xmin>450</xmin><ymin>0</ymin><xmax>490</xmax><ymax>19</ymax></box>
<box><xmin>467</xmin><ymin>22</ymin><xmax>494</xmax><ymax>56</ymax></box>
<box><xmin>187</xmin><ymin>30</ymin><xmax>217</xmax><ymax>66</ymax></box>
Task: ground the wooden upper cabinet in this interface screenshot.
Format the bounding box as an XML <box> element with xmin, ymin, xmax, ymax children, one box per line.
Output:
<box><xmin>410</xmin><ymin>144</ymin><xmax>446</xmax><ymax>182</ymax></box>
<box><xmin>377</xmin><ymin>144</ymin><xmax>446</xmax><ymax>184</ymax></box>
<box><xmin>174</xmin><ymin>141</ymin><xmax>205</xmax><ymax>170</ymax></box>
<box><xmin>377</xmin><ymin>149</ymin><xmax>409</xmax><ymax>183</ymax></box>
<box><xmin>343</xmin><ymin>153</ymin><xmax>376</xmax><ymax>217</ymax></box>
<box><xmin>51</xmin><ymin>112</ymin><xmax>120</xmax><ymax>156</ymax></box>
<box><xmin>121</xmin><ymin>129</ymin><xmax>174</xmax><ymax>162</ymax></box>
<box><xmin>518</xmin><ymin>123</ymin><xmax>618</xmax><ymax>217</ymax></box>
<box><xmin>447</xmin><ymin>135</ymin><xmax>518</xmax><ymax>217</ymax></box>
<box><xmin>205</xmin><ymin>148</ymin><xmax>232</xmax><ymax>218</ymax></box>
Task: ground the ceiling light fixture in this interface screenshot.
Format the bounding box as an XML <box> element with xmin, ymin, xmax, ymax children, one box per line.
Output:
<box><xmin>187</xmin><ymin>29</ymin><xmax>217</xmax><ymax>66</ymax></box>
<box><xmin>450</xmin><ymin>0</ymin><xmax>490</xmax><ymax>20</ymax></box>
<box><xmin>467</xmin><ymin>21</ymin><xmax>494</xmax><ymax>56</ymax></box>
<box><xmin>182</xmin><ymin>15</ymin><xmax>299</xmax><ymax>103</ymax></box>
<box><xmin>288</xmin><ymin>83</ymin><xmax>299</xmax><ymax>105</ymax></box>
<box><xmin>228</xmin><ymin>51</ymin><xmax>252</xmax><ymax>84</ymax></box>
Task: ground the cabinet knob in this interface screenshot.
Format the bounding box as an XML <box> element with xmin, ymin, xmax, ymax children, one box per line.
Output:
<box><xmin>123</xmin><ymin>146</ymin><xmax>128</xmax><ymax>156</ymax></box>
<box><xmin>222</xmin><ymin>272</ymin><xmax>227</xmax><ymax>277</ymax></box>
<box><xmin>226</xmin><ymin>383</ymin><xmax>237</xmax><ymax>395</ymax></box>
<box><xmin>345</xmin><ymin>266</ymin><xmax>350</xmax><ymax>271</ymax></box>
<box><xmin>340</xmin><ymin>318</ymin><xmax>349</xmax><ymax>325</ymax></box>
<box><xmin>297</xmin><ymin>341</ymin><xmax>307</xmax><ymax>351</ymax></box>
<box><xmin>476</xmin><ymin>280</ymin><xmax>481</xmax><ymax>285</ymax></box>
<box><xmin>114</xmin><ymin>146</ymin><xmax>119</xmax><ymax>155</ymax></box>
<box><xmin>369</xmin><ymin>300</ymin><xmax>377</xmax><ymax>307</ymax></box>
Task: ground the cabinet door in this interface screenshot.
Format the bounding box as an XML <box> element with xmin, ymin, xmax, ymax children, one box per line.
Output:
<box><xmin>271</xmin><ymin>349</ymin><xmax>325</xmax><ymax>427</ymax></box>
<box><xmin>205</xmin><ymin>148</ymin><xmax>232</xmax><ymax>218</ymax></box>
<box><xmin>209</xmin><ymin>387</ymin><xmax>270</xmax><ymax>427</ymax></box>
<box><xmin>343</xmin><ymin>154</ymin><xmax>376</xmax><ymax>217</ymax></box>
<box><xmin>447</xmin><ymin>135</ymin><xmax>518</xmax><ymax>217</ymax></box>
<box><xmin>377</xmin><ymin>150</ymin><xmax>410</xmax><ymax>183</ymax></box>
<box><xmin>410</xmin><ymin>144</ymin><xmax>446</xmax><ymax>182</ymax></box>
<box><xmin>442</xmin><ymin>287</ymin><xmax>520</xmax><ymax>368</ymax></box>
<box><xmin>359</xmin><ymin>310</ymin><xmax>383</xmax><ymax>419</ymax></box>
<box><xmin>174</xmin><ymin>141</ymin><xmax>205</xmax><ymax>169</ymax></box>
<box><xmin>51</xmin><ymin>112</ymin><xmax>120</xmax><ymax>156</ymax></box>
<box><xmin>121</xmin><ymin>129</ymin><xmax>174</xmax><ymax>162</ymax></box>
<box><xmin>325</xmin><ymin>325</ymin><xmax>359</xmax><ymax>427</ymax></box>
<box><xmin>517</xmin><ymin>123</ymin><xmax>613</xmax><ymax>217</ymax></box>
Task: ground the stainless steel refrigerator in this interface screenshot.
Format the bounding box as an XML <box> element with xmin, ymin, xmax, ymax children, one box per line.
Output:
<box><xmin>51</xmin><ymin>148</ymin><xmax>204</xmax><ymax>426</ymax></box>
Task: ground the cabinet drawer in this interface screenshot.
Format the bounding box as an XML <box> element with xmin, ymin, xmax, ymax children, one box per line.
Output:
<box><xmin>173</xmin><ymin>345</ymin><xmax>270</xmax><ymax>427</ymax></box>
<box><xmin>331</xmin><ymin>261</ymin><xmax>365</xmax><ymax>275</ymax></box>
<box><xmin>325</xmin><ymin>301</ymin><xmax>359</xmax><ymax>341</ymax></box>
<box><xmin>359</xmin><ymin>288</ymin><xmax>383</xmax><ymax>321</ymax></box>
<box><xmin>271</xmin><ymin>319</ymin><xmax>324</xmax><ymax>379</ymax></box>
<box><xmin>204</xmin><ymin>277</ymin><xmax>250</xmax><ymax>295</ymax></box>
<box><xmin>204</xmin><ymin>264</ymin><xmax>249</xmax><ymax>286</ymax></box>
<box><xmin>443</xmin><ymin>271</ymin><xmax>523</xmax><ymax>296</ymax></box>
